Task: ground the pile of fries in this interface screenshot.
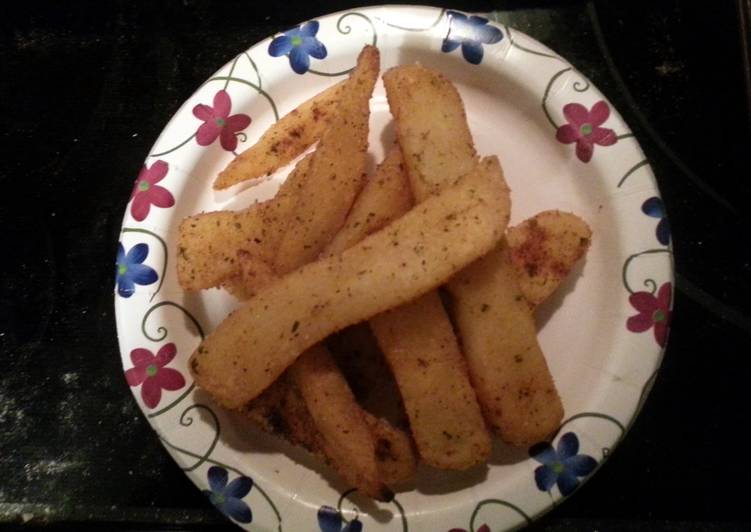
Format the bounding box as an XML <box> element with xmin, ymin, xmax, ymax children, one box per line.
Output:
<box><xmin>178</xmin><ymin>46</ymin><xmax>592</xmax><ymax>500</ymax></box>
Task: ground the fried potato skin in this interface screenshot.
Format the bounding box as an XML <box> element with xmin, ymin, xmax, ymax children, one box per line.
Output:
<box><xmin>447</xmin><ymin>242</ymin><xmax>564</xmax><ymax>446</ymax></box>
<box><xmin>383</xmin><ymin>64</ymin><xmax>478</xmax><ymax>200</ymax></box>
<box><xmin>507</xmin><ymin>210</ymin><xmax>592</xmax><ymax>307</ymax></box>
<box><xmin>214</xmin><ymin>80</ymin><xmax>346</xmax><ymax>189</ymax></box>
<box><xmin>274</xmin><ymin>46</ymin><xmax>380</xmax><ymax>273</ymax></box>
<box><xmin>189</xmin><ymin>157</ymin><xmax>510</xmax><ymax>409</ymax></box>
<box><xmin>370</xmin><ymin>291</ymin><xmax>491</xmax><ymax>469</ymax></box>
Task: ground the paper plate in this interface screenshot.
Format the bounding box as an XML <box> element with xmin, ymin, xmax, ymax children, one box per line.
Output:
<box><xmin>114</xmin><ymin>5</ymin><xmax>673</xmax><ymax>531</ymax></box>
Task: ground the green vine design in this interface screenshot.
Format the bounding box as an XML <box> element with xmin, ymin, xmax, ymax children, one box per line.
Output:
<box><xmin>308</xmin><ymin>13</ymin><xmax>378</xmax><ymax>77</ymax></box>
<box><xmin>140</xmin><ymin>300</ymin><xmax>204</xmax><ymax>418</ymax></box>
<box><xmin>141</xmin><ymin>300</ymin><xmax>204</xmax><ymax>341</ymax></box>
<box><xmin>243</xmin><ymin>52</ymin><xmax>263</xmax><ymax>89</ymax></box>
<box><xmin>503</xmin><ymin>24</ymin><xmax>565</xmax><ymax>63</ymax></box>
<box><xmin>176</xmin><ymin>404</ymin><xmax>221</xmax><ymax>471</ymax></box>
<box><xmin>148</xmin><ymin>384</ymin><xmax>195</xmax><ymax>419</ymax></box>
<box><xmin>541</xmin><ymin>67</ymin><xmax>574</xmax><ymax>129</ymax></box>
<box><xmin>208</xmin><ymin>75</ymin><xmax>279</xmax><ymax>121</ymax></box>
<box><xmin>551</xmin><ymin>413</ymin><xmax>626</xmax><ymax>497</ymax></box>
<box><xmin>150</xmin><ymin>51</ymin><xmax>273</xmax><ymax>158</ymax></box>
<box><xmin>616</xmin><ymin>159</ymin><xmax>649</xmax><ymax>187</ymax></box>
<box><xmin>541</xmin><ymin>68</ymin><xmax>638</xmax><ymax>144</ymax></box>
<box><xmin>159</xmin><ymin>407</ymin><xmax>283</xmax><ymax>532</ymax></box>
<box><xmin>150</xmin><ymin>133</ymin><xmax>197</xmax><ymax>158</ymax></box>
<box><xmin>469</xmin><ymin>499</ymin><xmax>532</xmax><ymax>530</ymax></box>
<box><xmin>557</xmin><ymin>412</ymin><xmax>626</xmax><ymax>438</ymax></box>
<box><xmin>223</xmin><ymin>54</ymin><xmax>241</xmax><ymax>90</ymax></box>
<box><xmin>464</xmin><ymin>413</ymin><xmax>623</xmax><ymax>532</ymax></box>
<box><xmin>121</xmin><ymin>228</ymin><xmax>167</xmax><ymax>302</ymax></box>
<box><xmin>336</xmin><ymin>488</ymin><xmax>408</xmax><ymax>531</ymax></box>
<box><xmin>622</xmin><ymin>248</ymin><xmax>672</xmax><ymax>295</ymax></box>
<box><xmin>375</xmin><ymin>8</ymin><xmax>445</xmax><ymax>32</ymax></box>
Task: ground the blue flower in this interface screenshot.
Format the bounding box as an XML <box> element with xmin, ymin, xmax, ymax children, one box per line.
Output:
<box><xmin>115</xmin><ymin>242</ymin><xmax>158</xmax><ymax>298</ymax></box>
<box><xmin>530</xmin><ymin>432</ymin><xmax>597</xmax><ymax>496</ymax></box>
<box><xmin>442</xmin><ymin>11</ymin><xmax>503</xmax><ymax>65</ymax></box>
<box><xmin>203</xmin><ymin>466</ymin><xmax>253</xmax><ymax>524</ymax></box>
<box><xmin>318</xmin><ymin>505</ymin><xmax>363</xmax><ymax>532</ymax></box>
<box><xmin>268</xmin><ymin>20</ymin><xmax>328</xmax><ymax>74</ymax></box>
<box><xmin>641</xmin><ymin>196</ymin><xmax>670</xmax><ymax>245</ymax></box>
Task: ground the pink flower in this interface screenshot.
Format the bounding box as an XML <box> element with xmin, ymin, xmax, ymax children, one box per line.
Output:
<box><xmin>125</xmin><ymin>343</ymin><xmax>186</xmax><ymax>408</ymax></box>
<box><xmin>130</xmin><ymin>160</ymin><xmax>175</xmax><ymax>221</ymax></box>
<box><xmin>626</xmin><ymin>282</ymin><xmax>672</xmax><ymax>347</ymax></box>
<box><xmin>192</xmin><ymin>90</ymin><xmax>251</xmax><ymax>152</ymax></box>
<box><xmin>556</xmin><ymin>101</ymin><xmax>617</xmax><ymax>162</ymax></box>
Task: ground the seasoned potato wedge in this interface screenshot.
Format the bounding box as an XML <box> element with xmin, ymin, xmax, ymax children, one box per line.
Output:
<box><xmin>182</xmin><ymin>51</ymin><xmax>595</xmax><ymax>497</ymax></box>
<box><xmin>242</xmin><ymin>371</ymin><xmax>415</xmax><ymax>489</ymax></box>
<box><xmin>383</xmin><ymin>64</ymin><xmax>478</xmax><ymax>200</ymax></box>
<box><xmin>385</xmin><ymin>64</ymin><xmax>563</xmax><ymax>445</ymax></box>
<box><xmin>176</xmin><ymin>153</ymin><xmax>311</xmax><ymax>291</ymax></box>
<box><xmin>507</xmin><ymin>210</ymin><xmax>592</xmax><ymax>307</ymax></box>
<box><xmin>242</xmin><ymin>375</ymin><xmax>324</xmax><ymax>454</ymax></box>
<box><xmin>322</xmin><ymin>145</ymin><xmax>412</xmax><ymax>257</ymax></box>
<box><xmin>363</xmin><ymin>412</ymin><xmax>417</xmax><ymax>487</ymax></box>
<box><xmin>370</xmin><ymin>291</ymin><xmax>491</xmax><ymax>469</ymax></box>
<box><xmin>447</xmin><ymin>242</ymin><xmax>564</xmax><ymax>446</ymax></box>
<box><xmin>214</xmin><ymin>80</ymin><xmax>346</xmax><ymax>189</ymax></box>
<box><xmin>274</xmin><ymin>46</ymin><xmax>380</xmax><ymax>272</ymax></box>
<box><xmin>290</xmin><ymin>345</ymin><xmax>392</xmax><ymax>500</ymax></box>
<box><xmin>189</xmin><ymin>157</ymin><xmax>510</xmax><ymax>409</ymax></box>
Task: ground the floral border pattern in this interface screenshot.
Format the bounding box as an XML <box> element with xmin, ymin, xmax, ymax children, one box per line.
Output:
<box><xmin>114</xmin><ymin>6</ymin><xmax>671</xmax><ymax>532</ymax></box>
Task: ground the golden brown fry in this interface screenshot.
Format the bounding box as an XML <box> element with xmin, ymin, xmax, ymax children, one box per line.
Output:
<box><xmin>242</xmin><ymin>373</ymin><xmax>415</xmax><ymax>487</ymax></box>
<box><xmin>214</xmin><ymin>80</ymin><xmax>346</xmax><ymax>189</ymax></box>
<box><xmin>363</xmin><ymin>412</ymin><xmax>416</xmax><ymax>486</ymax></box>
<box><xmin>383</xmin><ymin>64</ymin><xmax>478</xmax><ymax>200</ymax></box>
<box><xmin>189</xmin><ymin>157</ymin><xmax>510</xmax><ymax>409</ymax></box>
<box><xmin>447</xmin><ymin>243</ymin><xmax>563</xmax><ymax>446</ymax></box>
<box><xmin>290</xmin><ymin>345</ymin><xmax>392</xmax><ymax>501</ymax></box>
<box><xmin>386</xmin><ymin>63</ymin><xmax>563</xmax><ymax>446</ymax></box>
<box><xmin>176</xmin><ymin>153</ymin><xmax>312</xmax><ymax>292</ymax></box>
<box><xmin>242</xmin><ymin>375</ymin><xmax>323</xmax><ymax>455</ymax></box>
<box><xmin>328</xmin><ymin>327</ymin><xmax>417</xmax><ymax>487</ymax></box>
<box><xmin>328</xmin><ymin>324</ymin><xmax>407</xmax><ymax>424</ymax></box>
<box><xmin>274</xmin><ymin>46</ymin><xmax>380</xmax><ymax>272</ymax></box>
<box><xmin>370</xmin><ymin>291</ymin><xmax>491</xmax><ymax>469</ymax></box>
<box><xmin>244</xmin><ymin>211</ymin><xmax>589</xmax><ymax>468</ymax></box>
<box><xmin>176</xmin><ymin>210</ymin><xmax>262</xmax><ymax>291</ymax></box>
<box><xmin>263</xmin><ymin>47</ymin><xmax>395</xmax><ymax>498</ymax></box>
<box><xmin>228</xmin><ymin>128</ymin><xmax>415</xmax><ymax>494</ymax></box>
<box><xmin>322</xmin><ymin>145</ymin><xmax>413</xmax><ymax>257</ymax></box>
<box><xmin>320</xmin><ymin>111</ymin><xmax>489</xmax><ymax>468</ymax></box>
<box><xmin>221</xmin><ymin>252</ymin><xmax>277</xmax><ymax>300</ymax></box>
<box><xmin>507</xmin><ymin>210</ymin><xmax>592</xmax><ymax>307</ymax></box>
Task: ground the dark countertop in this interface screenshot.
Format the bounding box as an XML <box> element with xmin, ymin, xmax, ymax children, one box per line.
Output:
<box><xmin>1</xmin><ymin>1</ymin><xmax>750</xmax><ymax>530</ymax></box>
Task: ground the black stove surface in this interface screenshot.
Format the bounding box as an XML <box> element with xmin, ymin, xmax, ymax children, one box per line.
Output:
<box><xmin>1</xmin><ymin>1</ymin><xmax>750</xmax><ymax>530</ymax></box>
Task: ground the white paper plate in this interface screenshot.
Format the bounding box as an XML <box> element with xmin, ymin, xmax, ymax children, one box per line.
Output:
<box><xmin>114</xmin><ymin>5</ymin><xmax>673</xmax><ymax>531</ymax></box>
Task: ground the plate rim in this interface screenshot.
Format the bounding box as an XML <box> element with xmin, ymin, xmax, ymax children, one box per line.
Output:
<box><xmin>113</xmin><ymin>5</ymin><xmax>674</xmax><ymax>531</ymax></box>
